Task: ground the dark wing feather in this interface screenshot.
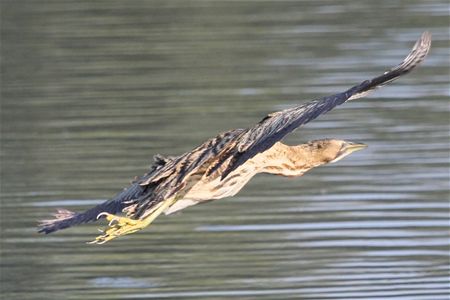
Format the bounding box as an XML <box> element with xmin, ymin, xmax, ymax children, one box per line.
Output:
<box><xmin>220</xmin><ymin>31</ymin><xmax>431</xmax><ymax>179</ymax></box>
<box><xmin>129</xmin><ymin>32</ymin><xmax>431</xmax><ymax>218</ymax></box>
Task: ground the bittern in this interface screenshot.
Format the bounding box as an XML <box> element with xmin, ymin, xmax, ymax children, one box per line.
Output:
<box><xmin>38</xmin><ymin>32</ymin><xmax>431</xmax><ymax>244</ymax></box>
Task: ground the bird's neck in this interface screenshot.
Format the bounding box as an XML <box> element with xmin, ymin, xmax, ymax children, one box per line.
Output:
<box><xmin>259</xmin><ymin>143</ymin><xmax>318</xmax><ymax>177</ymax></box>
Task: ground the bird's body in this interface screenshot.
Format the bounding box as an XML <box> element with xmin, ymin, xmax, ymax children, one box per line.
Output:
<box><xmin>164</xmin><ymin>140</ymin><xmax>342</xmax><ymax>214</ymax></box>
<box><xmin>38</xmin><ymin>32</ymin><xmax>431</xmax><ymax>244</ymax></box>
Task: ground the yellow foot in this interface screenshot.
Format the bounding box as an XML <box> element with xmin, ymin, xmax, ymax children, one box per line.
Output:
<box><xmin>88</xmin><ymin>198</ymin><xmax>176</xmax><ymax>245</ymax></box>
<box><xmin>88</xmin><ymin>213</ymin><xmax>145</xmax><ymax>244</ymax></box>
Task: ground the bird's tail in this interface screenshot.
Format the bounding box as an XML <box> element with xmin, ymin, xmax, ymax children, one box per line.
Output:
<box><xmin>37</xmin><ymin>183</ymin><xmax>145</xmax><ymax>234</ymax></box>
<box><xmin>346</xmin><ymin>31</ymin><xmax>431</xmax><ymax>101</ymax></box>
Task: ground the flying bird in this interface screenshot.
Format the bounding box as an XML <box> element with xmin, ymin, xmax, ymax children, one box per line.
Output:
<box><xmin>38</xmin><ymin>32</ymin><xmax>431</xmax><ymax>244</ymax></box>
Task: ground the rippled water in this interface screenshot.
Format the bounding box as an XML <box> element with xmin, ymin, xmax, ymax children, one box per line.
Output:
<box><xmin>1</xmin><ymin>1</ymin><xmax>449</xmax><ymax>299</ymax></box>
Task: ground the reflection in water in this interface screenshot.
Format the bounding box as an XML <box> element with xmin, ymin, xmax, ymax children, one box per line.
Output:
<box><xmin>1</xmin><ymin>0</ymin><xmax>449</xmax><ymax>299</ymax></box>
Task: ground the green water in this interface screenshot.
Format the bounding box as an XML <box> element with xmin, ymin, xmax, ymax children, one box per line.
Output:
<box><xmin>1</xmin><ymin>1</ymin><xmax>449</xmax><ymax>299</ymax></box>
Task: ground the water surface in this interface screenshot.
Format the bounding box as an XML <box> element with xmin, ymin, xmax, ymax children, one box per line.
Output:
<box><xmin>1</xmin><ymin>1</ymin><xmax>449</xmax><ymax>299</ymax></box>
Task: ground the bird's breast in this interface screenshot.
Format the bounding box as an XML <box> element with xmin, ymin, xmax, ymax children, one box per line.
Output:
<box><xmin>183</xmin><ymin>161</ymin><xmax>259</xmax><ymax>202</ymax></box>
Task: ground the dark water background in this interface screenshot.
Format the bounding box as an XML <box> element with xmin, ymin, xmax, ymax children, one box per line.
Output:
<box><xmin>1</xmin><ymin>1</ymin><xmax>449</xmax><ymax>299</ymax></box>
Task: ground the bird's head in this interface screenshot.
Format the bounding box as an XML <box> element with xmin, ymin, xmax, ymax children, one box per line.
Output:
<box><xmin>305</xmin><ymin>139</ymin><xmax>367</xmax><ymax>165</ymax></box>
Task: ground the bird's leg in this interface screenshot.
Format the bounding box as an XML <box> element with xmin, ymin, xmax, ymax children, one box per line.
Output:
<box><xmin>88</xmin><ymin>199</ymin><xmax>175</xmax><ymax>244</ymax></box>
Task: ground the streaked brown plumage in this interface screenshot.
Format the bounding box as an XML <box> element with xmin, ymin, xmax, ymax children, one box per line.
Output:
<box><xmin>38</xmin><ymin>32</ymin><xmax>431</xmax><ymax>244</ymax></box>
<box><xmin>137</xmin><ymin>139</ymin><xmax>366</xmax><ymax>216</ymax></box>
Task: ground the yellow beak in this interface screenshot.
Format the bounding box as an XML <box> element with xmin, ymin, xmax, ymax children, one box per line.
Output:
<box><xmin>343</xmin><ymin>142</ymin><xmax>368</xmax><ymax>154</ymax></box>
<box><xmin>330</xmin><ymin>141</ymin><xmax>367</xmax><ymax>163</ymax></box>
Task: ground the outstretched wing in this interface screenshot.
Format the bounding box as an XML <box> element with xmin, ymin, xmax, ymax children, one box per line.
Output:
<box><xmin>219</xmin><ymin>31</ymin><xmax>431</xmax><ymax>179</ymax></box>
<box><xmin>130</xmin><ymin>32</ymin><xmax>431</xmax><ymax>218</ymax></box>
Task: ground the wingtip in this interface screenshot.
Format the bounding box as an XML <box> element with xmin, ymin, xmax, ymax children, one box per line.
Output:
<box><xmin>418</xmin><ymin>30</ymin><xmax>432</xmax><ymax>52</ymax></box>
<box><xmin>387</xmin><ymin>30</ymin><xmax>432</xmax><ymax>77</ymax></box>
<box><xmin>408</xmin><ymin>31</ymin><xmax>432</xmax><ymax>65</ymax></box>
<box><xmin>420</xmin><ymin>31</ymin><xmax>432</xmax><ymax>42</ymax></box>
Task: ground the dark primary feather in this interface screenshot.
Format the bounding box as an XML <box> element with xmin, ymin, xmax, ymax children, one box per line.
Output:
<box><xmin>220</xmin><ymin>31</ymin><xmax>431</xmax><ymax>179</ymax></box>
<box><xmin>38</xmin><ymin>183</ymin><xmax>147</xmax><ymax>234</ymax></box>
<box><xmin>38</xmin><ymin>154</ymin><xmax>172</xmax><ymax>234</ymax></box>
<box><xmin>132</xmin><ymin>32</ymin><xmax>431</xmax><ymax>218</ymax></box>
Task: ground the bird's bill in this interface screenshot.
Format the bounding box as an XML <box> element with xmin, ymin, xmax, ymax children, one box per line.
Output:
<box><xmin>343</xmin><ymin>141</ymin><xmax>368</xmax><ymax>153</ymax></box>
<box><xmin>330</xmin><ymin>142</ymin><xmax>367</xmax><ymax>163</ymax></box>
